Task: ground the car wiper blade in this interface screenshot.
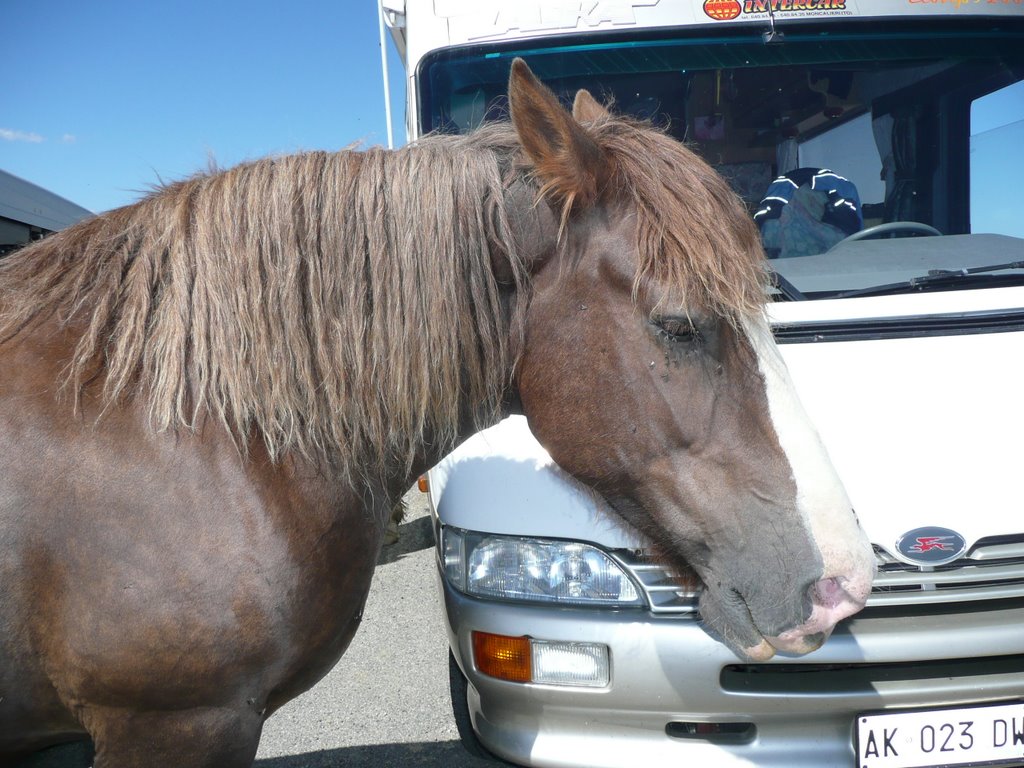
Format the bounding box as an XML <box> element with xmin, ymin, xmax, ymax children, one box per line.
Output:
<box><xmin>834</xmin><ymin>261</ymin><xmax>1024</xmax><ymax>299</ymax></box>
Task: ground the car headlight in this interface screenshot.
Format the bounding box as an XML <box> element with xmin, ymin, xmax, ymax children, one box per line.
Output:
<box><xmin>442</xmin><ymin>528</ymin><xmax>644</xmax><ymax>607</ymax></box>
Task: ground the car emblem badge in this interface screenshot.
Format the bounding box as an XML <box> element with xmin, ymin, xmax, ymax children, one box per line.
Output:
<box><xmin>895</xmin><ymin>526</ymin><xmax>967</xmax><ymax>566</ymax></box>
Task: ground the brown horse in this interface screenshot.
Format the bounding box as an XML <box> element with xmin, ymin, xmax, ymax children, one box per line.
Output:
<box><xmin>0</xmin><ymin>60</ymin><xmax>874</xmax><ymax>767</ymax></box>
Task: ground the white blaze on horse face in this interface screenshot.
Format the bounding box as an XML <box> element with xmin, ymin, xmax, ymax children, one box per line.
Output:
<box><xmin>742</xmin><ymin>317</ymin><xmax>875</xmax><ymax>649</ymax></box>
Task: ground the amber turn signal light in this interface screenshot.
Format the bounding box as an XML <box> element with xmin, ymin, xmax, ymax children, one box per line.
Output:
<box><xmin>472</xmin><ymin>631</ymin><xmax>532</xmax><ymax>683</ymax></box>
<box><xmin>417</xmin><ymin>475</ymin><xmax>429</xmax><ymax>493</ymax></box>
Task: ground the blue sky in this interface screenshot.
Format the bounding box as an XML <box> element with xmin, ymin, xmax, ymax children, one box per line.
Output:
<box><xmin>2</xmin><ymin>1</ymin><xmax>407</xmax><ymax>214</ymax></box>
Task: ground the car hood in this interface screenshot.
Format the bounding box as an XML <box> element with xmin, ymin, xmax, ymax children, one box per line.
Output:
<box><xmin>431</xmin><ymin>287</ymin><xmax>1024</xmax><ymax>557</ymax></box>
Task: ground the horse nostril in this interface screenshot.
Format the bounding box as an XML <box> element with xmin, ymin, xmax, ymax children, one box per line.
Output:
<box><xmin>805</xmin><ymin>573</ymin><xmax>871</xmax><ymax>632</ymax></box>
<box><xmin>812</xmin><ymin>576</ymin><xmax>848</xmax><ymax>609</ymax></box>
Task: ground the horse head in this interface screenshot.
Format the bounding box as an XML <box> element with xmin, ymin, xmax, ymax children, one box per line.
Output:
<box><xmin>506</xmin><ymin>59</ymin><xmax>874</xmax><ymax>661</ymax></box>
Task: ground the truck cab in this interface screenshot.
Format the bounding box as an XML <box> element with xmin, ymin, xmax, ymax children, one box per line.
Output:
<box><xmin>383</xmin><ymin>3</ymin><xmax>1024</xmax><ymax>766</ymax></box>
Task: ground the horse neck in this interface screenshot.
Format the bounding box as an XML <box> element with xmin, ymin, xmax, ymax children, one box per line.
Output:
<box><xmin>0</xmin><ymin>141</ymin><xmax>542</xmax><ymax>495</ymax></box>
<box><xmin>308</xmin><ymin>141</ymin><xmax>537</xmax><ymax>480</ymax></box>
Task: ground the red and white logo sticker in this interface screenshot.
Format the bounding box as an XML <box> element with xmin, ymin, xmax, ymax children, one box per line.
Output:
<box><xmin>703</xmin><ymin>0</ymin><xmax>742</xmax><ymax>20</ymax></box>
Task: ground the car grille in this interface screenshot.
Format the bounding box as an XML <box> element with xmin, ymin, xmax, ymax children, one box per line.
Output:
<box><xmin>615</xmin><ymin>534</ymin><xmax>1024</xmax><ymax>614</ymax></box>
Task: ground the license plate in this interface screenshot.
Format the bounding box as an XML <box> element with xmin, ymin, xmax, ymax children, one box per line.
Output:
<box><xmin>857</xmin><ymin>701</ymin><xmax>1024</xmax><ymax>768</ymax></box>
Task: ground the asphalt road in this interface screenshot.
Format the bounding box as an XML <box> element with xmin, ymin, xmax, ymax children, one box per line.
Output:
<box><xmin>253</xmin><ymin>488</ymin><xmax>497</xmax><ymax>768</ymax></box>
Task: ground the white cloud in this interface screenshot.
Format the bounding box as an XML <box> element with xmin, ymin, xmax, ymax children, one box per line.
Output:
<box><xmin>0</xmin><ymin>128</ymin><xmax>45</xmax><ymax>143</ymax></box>
<box><xmin>61</xmin><ymin>133</ymin><xmax>77</xmax><ymax>144</ymax></box>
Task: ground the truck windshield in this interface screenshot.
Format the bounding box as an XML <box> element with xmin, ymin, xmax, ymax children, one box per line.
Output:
<box><xmin>417</xmin><ymin>22</ymin><xmax>1024</xmax><ymax>299</ymax></box>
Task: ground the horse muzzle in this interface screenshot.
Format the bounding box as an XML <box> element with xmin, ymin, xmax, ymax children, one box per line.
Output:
<box><xmin>768</xmin><ymin>572</ymin><xmax>874</xmax><ymax>654</ymax></box>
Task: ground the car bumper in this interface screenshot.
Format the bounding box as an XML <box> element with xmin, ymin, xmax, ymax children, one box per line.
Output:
<box><xmin>439</xmin><ymin>570</ymin><xmax>1024</xmax><ymax>768</ymax></box>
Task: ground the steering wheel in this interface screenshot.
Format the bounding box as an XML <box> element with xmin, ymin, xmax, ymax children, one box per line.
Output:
<box><xmin>830</xmin><ymin>221</ymin><xmax>942</xmax><ymax>250</ymax></box>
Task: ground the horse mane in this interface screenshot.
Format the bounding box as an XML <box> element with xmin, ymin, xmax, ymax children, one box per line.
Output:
<box><xmin>0</xmin><ymin>126</ymin><xmax>529</xmax><ymax>475</ymax></box>
<box><xmin>0</xmin><ymin>112</ymin><xmax>765</xmax><ymax>474</ymax></box>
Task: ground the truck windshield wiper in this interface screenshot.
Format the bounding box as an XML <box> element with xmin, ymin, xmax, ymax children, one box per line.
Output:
<box><xmin>833</xmin><ymin>261</ymin><xmax>1024</xmax><ymax>299</ymax></box>
<box><xmin>769</xmin><ymin>269</ymin><xmax>807</xmax><ymax>301</ymax></box>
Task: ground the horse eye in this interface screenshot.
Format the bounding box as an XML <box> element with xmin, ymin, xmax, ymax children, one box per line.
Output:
<box><xmin>654</xmin><ymin>316</ymin><xmax>701</xmax><ymax>344</ymax></box>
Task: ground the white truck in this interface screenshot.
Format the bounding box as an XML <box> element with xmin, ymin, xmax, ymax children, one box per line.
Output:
<box><xmin>382</xmin><ymin>3</ymin><xmax>1024</xmax><ymax>767</ymax></box>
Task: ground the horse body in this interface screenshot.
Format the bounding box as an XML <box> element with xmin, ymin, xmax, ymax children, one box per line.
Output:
<box><xmin>1</xmin><ymin>314</ymin><xmax>389</xmax><ymax>764</ymax></box>
<box><xmin>0</xmin><ymin>61</ymin><xmax>874</xmax><ymax>766</ymax></box>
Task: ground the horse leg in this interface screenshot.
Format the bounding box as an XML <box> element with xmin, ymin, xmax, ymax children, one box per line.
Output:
<box><xmin>81</xmin><ymin>705</ymin><xmax>263</xmax><ymax>768</ymax></box>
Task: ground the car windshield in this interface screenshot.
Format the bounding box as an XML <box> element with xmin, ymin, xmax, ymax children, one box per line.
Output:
<box><xmin>417</xmin><ymin>21</ymin><xmax>1024</xmax><ymax>300</ymax></box>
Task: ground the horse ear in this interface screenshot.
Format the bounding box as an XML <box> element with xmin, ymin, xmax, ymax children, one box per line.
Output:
<box><xmin>508</xmin><ymin>58</ymin><xmax>606</xmax><ymax>210</ymax></box>
<box><xmin>572</xmin><ymin>89</ymin><xmax>609</xmax><ymax>123</ymax></box>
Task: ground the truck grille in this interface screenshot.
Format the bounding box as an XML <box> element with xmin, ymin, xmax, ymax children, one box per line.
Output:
<box><xmin>612</xmin><ymin>550</ymin><xmax>700</xmax><ymax>614</ymax></box>
<box><xmin>616</xmin><ymin>534</ymin><xmax>1024</xmax><ymax>615</ymax></box>
<box><xmin>870</xmin><ymin>534</ymin><xmax>1024</xmax><ymax>607</ymax></box>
